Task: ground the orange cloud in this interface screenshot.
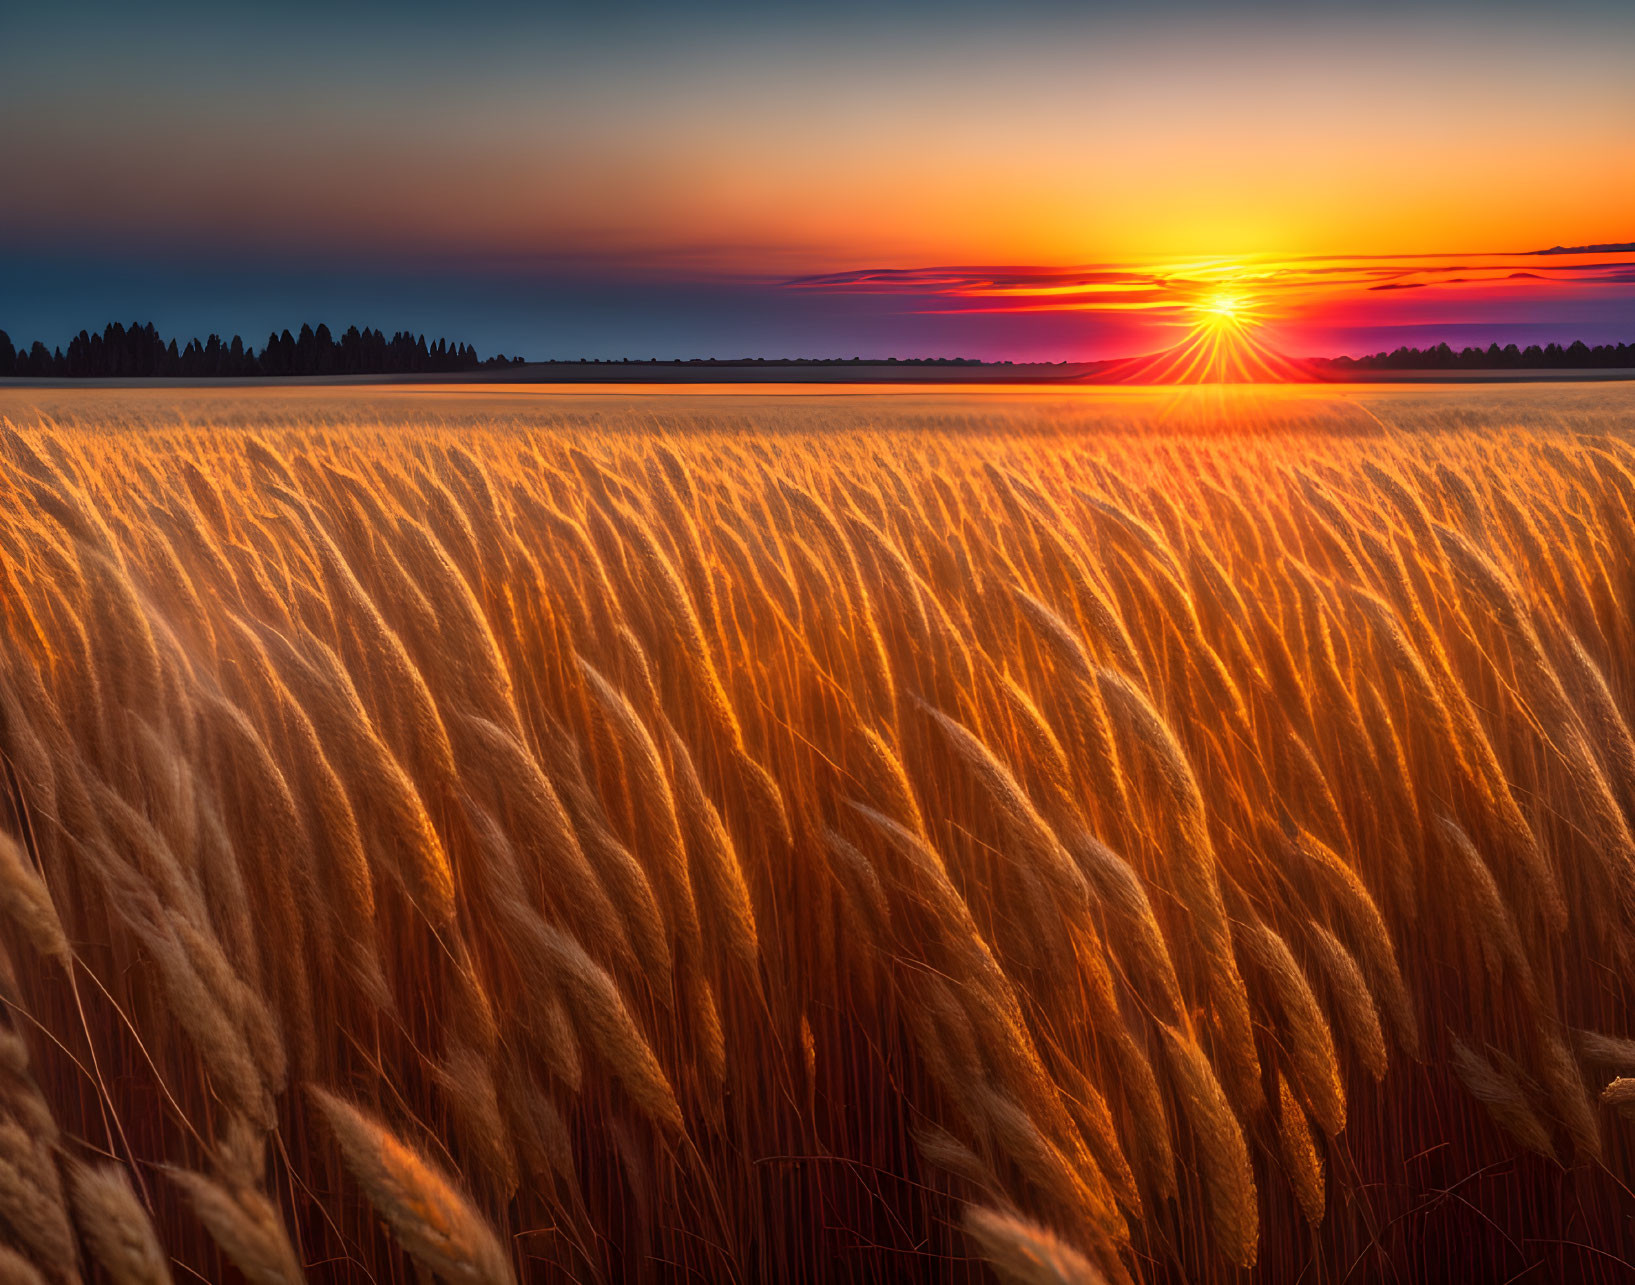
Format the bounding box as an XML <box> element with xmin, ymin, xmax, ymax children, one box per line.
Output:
<box><xmin>788</xmin><ymin>249</ymin><xmax>1635</xmax><ymax>356</ymax></box>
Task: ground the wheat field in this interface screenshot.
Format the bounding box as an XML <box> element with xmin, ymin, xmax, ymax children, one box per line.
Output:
<box><xmin>1</xmin><ymin>383</ymin><xmax>1634</xmax><ymax>1282</ymax></box>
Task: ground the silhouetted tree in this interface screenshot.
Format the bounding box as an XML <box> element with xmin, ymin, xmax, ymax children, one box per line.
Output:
<box><xmin>1325</xmin><ymin>339</ymin><xmax>1633</xmax><ymax>373</ymax></box>
<box><xmin>1</xmin><ymin>318</ymin><xmax>516</xmax><ymax>376</ymax></box>
<box><xmin>313</xmin><ymin>324</ymin><xmax>335</xmax><ymax>375</ymax></box>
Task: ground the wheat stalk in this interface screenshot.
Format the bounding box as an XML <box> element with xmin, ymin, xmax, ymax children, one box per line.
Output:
<box><xmin>308</xmin><ymin>1087</ymin><xmax>516</xmax><ymax>1285</ymax></box>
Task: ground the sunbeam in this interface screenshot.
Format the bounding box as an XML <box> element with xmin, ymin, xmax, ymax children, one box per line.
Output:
<box><xmin>1102</xmin><ymin>288</ymin><xmax>1311</xmax><ymax>383</ymax></box>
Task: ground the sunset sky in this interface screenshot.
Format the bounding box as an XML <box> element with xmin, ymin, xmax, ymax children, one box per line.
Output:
<box><xmin>3</xmin><ymin>0</ymin><xmax>1631</xmax><ymax>362</ymax></box>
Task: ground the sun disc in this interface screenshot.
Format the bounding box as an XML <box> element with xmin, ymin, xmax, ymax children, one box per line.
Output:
<box><xmin>1195</xmin><ymin>292</ymin><xmax>1251</xmax><ymax>326</ymax></box>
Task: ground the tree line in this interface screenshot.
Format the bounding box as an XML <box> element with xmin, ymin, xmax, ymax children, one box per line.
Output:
<box><xmin>1320</xmin><ymin>339</ymin><xmax>1634</xmax><ymax>372</ymax></box>
<box><xmin>0</xmin><ymin>321</ymin><xmax>527</xmax><ymax>378</ymax></box>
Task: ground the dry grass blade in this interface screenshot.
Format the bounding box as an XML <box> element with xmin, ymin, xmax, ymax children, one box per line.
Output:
<box><xmin>1274</xmin><ymin>1074</ymin><xmax>1324</xmax><ymax>1228</ymax></box>
<box><xmin>1600</xmin><ymin>1077</ymin><xmax>1635</xmax><ymax>1122</ymax></box>
<box><xmin>0</xmin><ymin>1120</ymin><xmax>78</xmax><ymax>1277</ymax></box>
<box><xmin>1449</xmin><ymin>1038</ymin><xmax>1556</xmax><ymax>1161</ymax></box>
<box><xmin>0</xmin><ymin>1246</ymin><xmax>46</xmax><ymax>1285</ymax></box>
<box><xmin>308</xmin><ymin>1087</ymin><xmax>517</xmax><ymax>1285</ymax></box>
<box><xmin>0</xmin><ymin>832</ymin><xmax>70</xmax><ymax>967</ymax></box>
<box><xmin>68</xmin><ymin>1161</ymin><xmax>174</xmax><ymax>1285</ymax></box>
<box><xmin>963</xmin><ymin>1204</ymin><xmax>1107</xmax><ymax>1285</ymax></box>
<box><xmin>1576</xmin><ymin>1030</ymin><xmax>1635</xmax><ymax>1075</ymax></box>
<box><xmin>1158</xmin><ymin>1025</ymin><xmax>1258</xmax><ymax>1268</ymax></box>
<box><xmin>165</xmin><ymin>1166</ymin><xmax>303</xmax><ymax>1285</ymax></box>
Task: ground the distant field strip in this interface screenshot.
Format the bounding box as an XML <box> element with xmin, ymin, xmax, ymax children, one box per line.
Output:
<box><xmin>1</xmin><ymin>386</ymin><xmax>1634</xmax><ymax>1281</ymax></box>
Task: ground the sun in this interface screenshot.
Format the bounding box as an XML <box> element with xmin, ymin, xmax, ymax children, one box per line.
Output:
<box><xmin>1107</xmin><ymin>285</ymin><xmax>1306</xmax><ymax>382</ymax></box>
<box><xmin>1193</xmin><ymin>291</ymin><xmax>1254</xmax><ymax>329</ymax></box>
<box><xmin>1106</xmin><ymin>282</ymin><xmax>1308</xmax><ymax>382</ymax></box>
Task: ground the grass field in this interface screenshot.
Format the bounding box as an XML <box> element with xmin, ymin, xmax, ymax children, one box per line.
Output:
<box><xmin>1</xmin><ymin>382</ymin><xmax>1634</xmax><ymax>1282</ymax></box>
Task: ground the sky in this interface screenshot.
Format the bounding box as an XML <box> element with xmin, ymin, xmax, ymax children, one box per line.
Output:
<box><xmin>2</xmin><ymin>0</ymin><xmax>1631</xmax><ymax>362</ymax></box>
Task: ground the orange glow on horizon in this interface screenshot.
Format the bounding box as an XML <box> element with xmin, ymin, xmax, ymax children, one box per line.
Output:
<box><xmin>795</xmin><ymin>245</ymin><xmax>1635</xmax><ymax>365</ymax></box>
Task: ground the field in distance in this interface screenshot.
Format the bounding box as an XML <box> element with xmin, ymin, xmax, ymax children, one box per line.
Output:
<box><xmin>1</xmin><ymin>382</ymin><xmax>1633</xmax><ymax>1283</ymax></box>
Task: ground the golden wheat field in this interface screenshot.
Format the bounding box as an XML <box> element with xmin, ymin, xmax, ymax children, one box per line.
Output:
<box><xmin>2</xmin><ymin>382</ymin><xmax>1635</xmax><ymax>1283</ymax></box>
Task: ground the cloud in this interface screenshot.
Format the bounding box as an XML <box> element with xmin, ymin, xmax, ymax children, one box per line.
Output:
<box><xmin>785</xmin><ymin>248</ymin><xmax>1635</xmax><ymax>321</ymax></box>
